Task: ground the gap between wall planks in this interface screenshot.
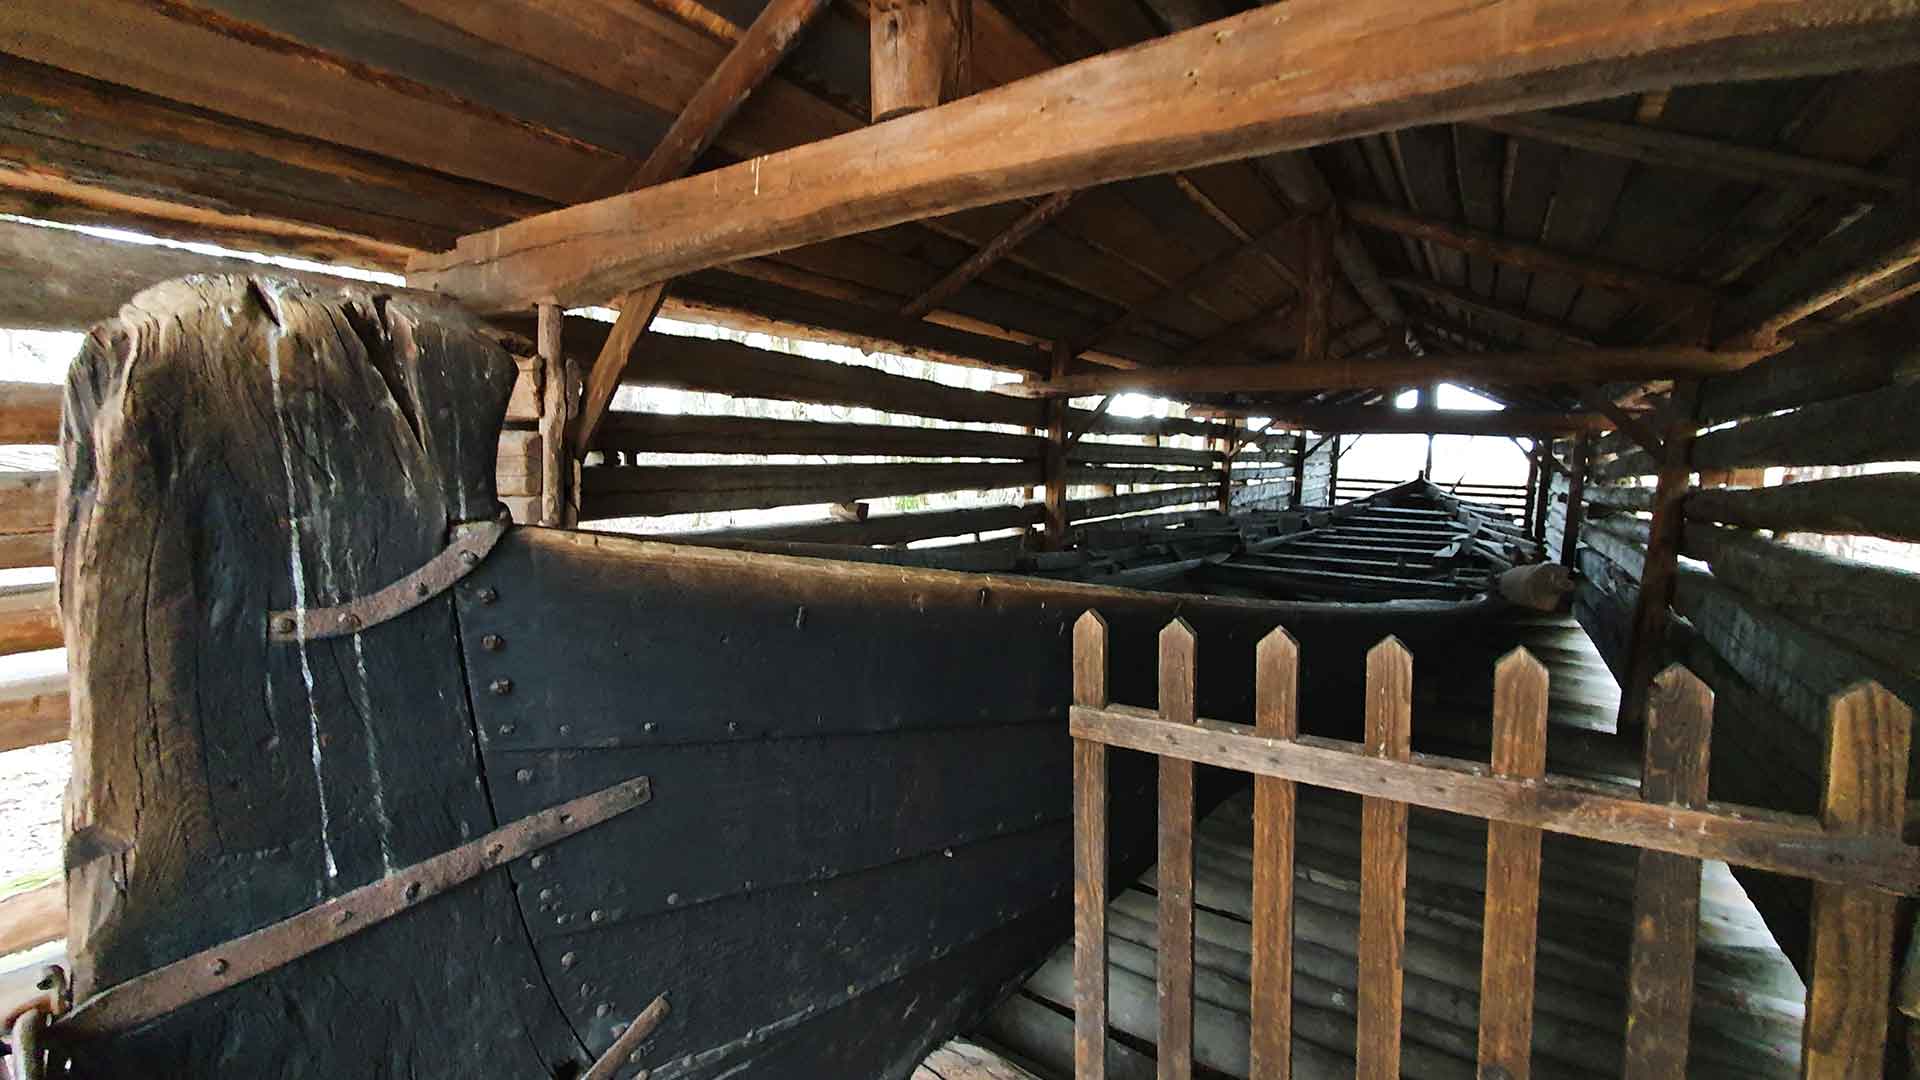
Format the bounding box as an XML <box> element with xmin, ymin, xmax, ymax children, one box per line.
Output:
<box><xmin>1067</xmin><ymin>615</ymin><xmax>1917</xmax><ymax>1079</ymax></box>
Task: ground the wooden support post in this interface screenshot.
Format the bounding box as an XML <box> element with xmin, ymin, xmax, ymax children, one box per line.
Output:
<box><xmin>1559</xmin><ymin>432</ymin><xmax>1589</xmax><ymax>568</ymax></box>
<box><xmin>1478</xmin><ymin>649</ymin><xmax>1549</xmax><ymax>1079</ymax></box>
<box><xmin>1803</xmin><ymin>683</ymin><xmax>1912</xmax><ymax>1078</ymax></box>
<box><xmin>870</xmin><ymin>0</ymin><xmax>971</xmax><ymax>122</ymax></box>
<box><xmin>1072</xmin><ymin>611</ymin><xmax>1111</xmax><ymax>1080</ymax></box>
<box><xmin>1358</xmin><ymin>637</ymin><xmax>1412</xmax><ymax>1080</ymax></box>
<box><xmin>1216</xmin><ymin>419</ymin><xmax>1239</xmax><ymax>514</ymax></box>
<box><xmin>1043</xmin><ymin>341</ymin><xmax>1070</xmax><ymax>549</ymax></box>
<box><xmin>1531</xmin><ymin>445</ymin><xmax>1553</xmax><ymax>542</ymax></box>
<box><xmin>536</xmin><ymin>302</ymin><xmax>568</xmax><ymax>526</ymax></box>
<box><xmin>1291</xmin><ymin>431</ymin><xmax>1307</xmax><ymax>508</ymax></box>
<box><xmin>1250</xmin><ymin>629</ymin><xmax>1298</xmax><ymax>1080</ymax></box>
<box><xmin>1157</xmin><ymin>619</ymin><xmax>1198</xmax><ymax>1080</ymax></box>
<box><xmin>1622</xmin><ymin>666</ymin><xmax>1714</xmax><ymax>1079</ymax></box>
<box><xmin>1301</xmin><ymin>212</ymin><xmax>1334</xmax><ymax>366</ymax></box>
<box><xmin>1326</xmin><ymin>435</ymin><xmax>1340</xmax><ymax>508</ymax></box>
<box><xmin>1521</xmin><ymin>448</ymin><xmax>1541</xmax><ymax>541</ymax></box>
<box><xmin>1616</xmin><ymin>384</ymin><xmax>1699</xmax><ymax>731</ymax></box>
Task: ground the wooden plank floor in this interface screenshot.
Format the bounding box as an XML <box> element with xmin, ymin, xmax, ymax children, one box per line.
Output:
<box><xmin>932</xmin><ymin>613</ymin><xmax>1805</xmax><ymax>1079</ymax></box>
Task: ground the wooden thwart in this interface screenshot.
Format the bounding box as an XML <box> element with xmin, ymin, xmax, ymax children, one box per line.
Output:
<box><xmin>1066</xmin><ymin>614</ymin><xmax>1917</xmax><ymax>1079</ymax></box>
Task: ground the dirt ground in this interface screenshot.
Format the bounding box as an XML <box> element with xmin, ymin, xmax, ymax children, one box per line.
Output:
<box><xmin>0</xmin><ymin>742</ymin><xmax>66</xmax><ymax>888</ymax></box>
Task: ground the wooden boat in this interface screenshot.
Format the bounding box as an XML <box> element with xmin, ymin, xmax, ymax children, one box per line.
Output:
<box><xmin>45</xmin><ymin>278</ymin><xmax>1546</xmax><ymax>1078</ymax></box>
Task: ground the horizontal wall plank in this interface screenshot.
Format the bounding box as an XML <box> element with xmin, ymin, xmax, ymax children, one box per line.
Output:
<box><xmin>0</xmin><ymin>471</ymin><xmax>55</xmax><ymax>533</ymax></box>
<box><xmin>620</xmin><ymin>333</ymin><xmax>1043</xmax><ymax>428</ymax></box>
<box><xmin>1070</xmin><ymin>485</ymin><xmax>1218</xmax><ymax>521</ymax></box>
<box><xmin>0</xmin><ymin>670</ymin><xmax>67</xmax><ymax>753</ymax></box>
<box><xmin>579</xmin><ymin>461</ymin><xmax>1037</xmax><ymax>518</ymax></box>
<box><xmin>1066</xmin><ymin>465</ymin><xmax>1217</xmax><ymax>487</ymax></box>
<box><xmin>0</xmin><ymin>879</ymin><xmax>63</xmax><ymax>956</ymax></box>
<box><xmin>594</xmin><ymin>412</ymin><xmax>1045</xmax><ymax>459</ymax></box>
<box><xmin>1685</xmin><ymin>474</ymin><xmax>1920</xmax><ymax>541</ymax></box>
<box><xmin>1692</xmin><ymin>382</ymin><xmax>1920</xmax><ymax>471</ymax></box>
<box><xmin>1069</xmin><ymin>442</ymin><xmax>1220</xmax><ymax>468</ymax></box>
<box><xmin>0</xmin><ymin>384</ymin><xmax>61</xmax><ymax>445</ymax></box>
<box><xmin>1697</xmin><ymin>312</ymin><xmax>1920</xmax><ymax>425</ymax></box>
<box><xmin>0</xmin><ymin>583</ymin><xmax>60</xmax><ymax>656</ymax></box>
<box><xmin>680</xmin><ymin>502</ymin><xmax>1045</xmax><ymax>546</ymax></box>
<box><xmin>0</xmin><ymin>531</ymin><xmax>54</xmax><ymax>571</ymax></box>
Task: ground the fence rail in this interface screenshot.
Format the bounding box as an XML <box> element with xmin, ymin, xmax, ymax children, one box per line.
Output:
<box><xmin>1069</xmin><ymin>610</ymin><xmax>1913</xmax><ymax>1079</ymax></box>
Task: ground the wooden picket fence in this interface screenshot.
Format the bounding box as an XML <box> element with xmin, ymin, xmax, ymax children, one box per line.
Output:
<box><xmin>1067</xmin><ymin>611</ymin><xmax>1917</xmax><ymax>1080</ymax></box>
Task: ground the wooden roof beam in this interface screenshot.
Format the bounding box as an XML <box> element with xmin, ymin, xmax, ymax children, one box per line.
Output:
<box><xmin>411</xmin><ymin>0</ymin><xmax>1920</xmax><ymax>314</ymax></box>
<box><xmin>1189</xmin><ymin>404</ymin><xmax>1610</xmax><ymax>436</ymax></box>
<box><xmin>1004</xmin><ymin>347</ymin><xmax>1764</xmax><ymax>399</ymax></box>
<box><xmin>870</xmin><ymin>0</ymin><xmax>972</xmax><ymax>121</ymax></box>
<box><xmin>897</xmin><ymin>188</ymin><xmax>1079</xmax><ymax>319</ymax></box>
<box><xmin>1474</xmin><ymin>111</ymin><xmax>1912</xmax><ymax>203</ymax></box>
<box><xmin>1388</xmin><ymin>277</ymin><xmax>1598</xmax><ymax>349</ymax></box>
<box><xmin>1345</xmin><ymin>200</ymin><xmax>1716</xmax><ymax>306</ymax></box>
<box><xmin>576</xmin><ymin>0</ymin><xmax>835</xmax><ymax>456</ymax></box>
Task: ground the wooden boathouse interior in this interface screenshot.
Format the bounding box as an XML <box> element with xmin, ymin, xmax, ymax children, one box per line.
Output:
<box><xmin>4</xmin><ymin>1</ymin><xmax>1920</xmax><ymax>1077</ymax></box>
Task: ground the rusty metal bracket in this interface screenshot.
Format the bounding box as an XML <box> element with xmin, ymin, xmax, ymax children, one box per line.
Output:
<box><xmin>56</xmin><ymin>775</ymin><xmax>651</xmax><ymax>1037</ymax></box>
<box><xmin>268</xmin><ymin>518</ymin><xmax>508</xmax><ymax>643</ymax></box>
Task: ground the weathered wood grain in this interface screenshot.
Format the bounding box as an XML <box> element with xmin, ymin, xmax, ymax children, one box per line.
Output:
<box><xmin>1478</xmin><ymin>649</ymin><xmax>1548</xmax><ymax>1079</ymax></box>
<box><xmin>871</xmin><ymin>0</ymin><xmax>973</xmax><ymax>121</ymax></box>
<box><xmin>579</xmin><ymin>461</ymin><xmax>1039</xmax><ymax>518</ymax></box>
<box><xmin>0</xmin><ymin>879</ymin><xmax>62</xmax><ymax>957</ymax></box>
<box><xmin>1694</xmin><ymin>311</ymin><xmax>1920</xmax><ymax>425</ymax></box>
<box><xmin>55</xmin><ymin>274</ymin><xmax>578</xmax><ymax>1078</ymax></box>
<box><xmin>1622</xmin><ymin>667</ymin><xmax>1713</xmax><ymax>1079</ymax></box>
<box><xmin>1615</xmin><ymin>384</ymin><xmax>1697</xmax><ymax>731</ymax></box>
<box><xmin>1684</xmin><ymin>474</ymin><xmax>1920</xmax><ymax>542</ymax></box>
<box><xmin>0</xmin><ymin>383</ymin><xmax>62</xmax><ymax>445</ymax></box>
<box><xmin>0</xmin><ymin>583</ymin><xmax>61</xmax><ymax>656</ymax></box>
<box><xmin>1074</xmin><ymin>610</ymin><xmax>1111</xmax><ymax>1080</ymax></box>
<box><xmin>1250</xmin><ymin>629</ymin><xmax>1298</xmax><ymax>1080</ymax></box>
<box><xmin>1157</xmin><ymin>619</ymin><xmax>1198</xmax><ymax>1080</ymax></box>
<box><xmin>412</xmin><ymin>0</ymin><xmax>1920</xmax><ymax>311</ymax></box>
<box><xmin>1358</xmin><ymin>637</ymin><xmax>1412</xmax><ymax>1080</ymax></box>
<box><xmin>1803</xmin><ymin>683</ymin><xmax>1910</xmax><ymax>1078</ymax></box>
<box><xmin>594</xmin><ymin>412</ymin><xmax>1045</xmax><ymax>459</ymax></box>
<box><xmin>1690</xmin><ymin>381</ymin><xmax>1920</xmax><ymax>471</ymax></box>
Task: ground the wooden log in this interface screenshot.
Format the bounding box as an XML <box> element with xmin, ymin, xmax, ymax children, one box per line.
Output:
<box><xmin>494</xmin><ymin>431</ymin><xmax>541</xmax><ymax>499</ymax></box>
<box><xmin>1477</xmin><ymin>649</ymin><xmax>1548</xmax><ymax>1079</ymax></box>
<box><xmin>1157</xmin><ymin>619</ymin><xmax>1199</xmax><ymax>1080</ymax></box>
<box><xmin>871</xmin><ymin>0</ymin><xmax>972</xmax><ymax>121</ymax></box>
<box><xmin>1074</xmin><ymin>611</ymin><xmax>1111</xmax><ymax>1080</ymax></box>
<box><xmin>1472</xmin><ymin>111</ymin><xmax>1910</xmax><ymax>203</ymax></box>
<box><xmin>1250</xmin><ymin>629</ymin><xmax>1298</xmax><ymax>1080</ymax></box>
<box><xmin>1072</xmin><ymin>443</ymin><xmax>1220</xmax><ymax>468</ymax></box>
<box><xmin>0</xmin><ymin>218</ymin><xmax>390</xmax><ymax>332</ymax></box>
<box><xmin>0</xmin><ymin>880</ymin><xmax>63</xmax><ymax>957</ymax></box>
<box><xmin>1802</xmin><ymin>685</ymin><xmax>1911</xmax><ymax>1077</ymax></box>
<box><xmin>592</xmin><ymin>412</ymin><xmax>1045</xmax><ymax>459</ymax></box>
<box><xmin>0</xmin><ymin>670</ymin><xmax>68</xmax><ymax>754</ymax></box>
<box><xmin>410</xmin><ymin>0</ymin><xmax>1920</xmax><ymax>312</ymax></box>
<box><xmin>1622</xmin><ymin>667</ymin><xmax>1713</xmax><ymax>1079</ymax></box>
<box><xmin>615</xmin><ymin>332</ymin><xmax>1042</xmax><ymax>427</ymax></box>
<box><xmin>1695</xmin><ymin>312</ymin><xmax>1920</xmax><ymax>425</ymax></box>
<box><xmin>0</xmin><ymin>383</ymin><xmax>62</xmax><ymax>445</ymax></box>
<box><xmin>0</xmin><ymin>471</ymin><xmax>56</xmax><ymax>535</ymax></box>
<box><xmin>1684</xmin><ymin>474</ymin><xmax>1920</xmax><ymax>542</ymax></box>
<box><xmin>1343</xmin><ymin>199</ymin><xmax>1711</xmax><ymax>304</ymax></box>
<box><xmin>1690</xmin><ymin>381</ymin><xmax>1920</xmax><ymax>471</ymax></box>
<box><xmin>578</xmin><ymin>461</ymin><xmax>1038</xmax><ymax>518</ymax></box>
<box><xmin>1358</xmin><ymin>638</ymin><xmax>1412</xmax><ymax>1080</ymax></box>
<box><xmin>1560</xmin><ymin>433</ymin><xmax>1589</xmax><ymax>569</ymax></box>
<box><xmin>676</xmin><ymin>501</ymin><xmax>1043</xmax><ymax>546</ymax></box>
<box><xmin>1716</xmin><ymin>202</ymin><xmax>1920</xmax><ymax>345</ymax></box>
<box><xmin>0</xmin><ymin>583</ymin><xmax>61</xmax><ymax>656</ymax></box>
<box><xmin>1012</xmin><ymin>348</ymin><xmax>1758</xmax><ymax>399</ymax></box>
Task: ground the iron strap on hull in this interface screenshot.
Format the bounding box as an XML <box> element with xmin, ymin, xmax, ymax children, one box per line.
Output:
<box><xmin>268</xmin><ymin>518</ymin><xmax>510</xmax><ymax>643</ymax></box>
<box><xmin>55</xmin><ymin>775</ymin><xmax>652</xmax><ymax>1038</ymax></box>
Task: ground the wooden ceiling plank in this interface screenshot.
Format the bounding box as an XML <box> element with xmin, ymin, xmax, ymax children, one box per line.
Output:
<box><xmin>577</xmin><ymin>0</ymin><xmax>837</xmax><ymax>456</ymax></box>
<box><xmin>410</xmin><ymin>0</ymin><xmax>1920</xmax><ymax>315</ymax></box>
<box><xmin>1009</xmin><ymin>347</ymin><xmax>1763</xmax><ymax>399</ymax></box>
<box><xmin>1476</xmin><ymin>110</ymin><xmax>1911</xmax><ymax>203</ymax></box>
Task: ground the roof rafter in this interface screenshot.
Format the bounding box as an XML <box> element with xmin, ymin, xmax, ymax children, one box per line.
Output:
<box><xmin>412</xmin><ymin>0</ymin><xmax>1920</xmax><ymax>315</ymax></box>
